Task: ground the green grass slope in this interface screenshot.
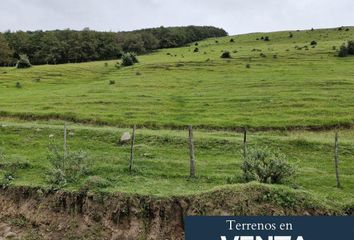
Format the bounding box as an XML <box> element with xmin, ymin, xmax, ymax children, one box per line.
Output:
<box><xmin>1</xmin><ymin>27</ymin><xmax>354</xmax><ymax>129</ymax></box>
<box><xmin>0</xmin><ymin>120</ymin><xmax>353</xmax><ymax>209</ymax></box>
<box><xmin>0</xmin><ymin>27</ymin><xmax>353</xmax><ymax>210</ymax></box>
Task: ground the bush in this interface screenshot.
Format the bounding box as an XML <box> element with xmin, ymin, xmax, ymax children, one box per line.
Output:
<box><xmin>310</xmin><ymin>40</ymin><xmax>317</xmax><ymax>46</ymax></box>
<box><xmin>347</xmin><ymin>41</ymin><xmax>354</xmax><ymax>54</ymax></box>
<box><xmin>121</xmin><ymin>52</ymin><xmax>138</xmax><ymax>67</ymax></box>
<box><xmin>16</xmin><ymin>82</ymin><xmax>22</xmax><ymax>88</ymax></box>
<box><xmin>337</xmin><ymin>41</ymin><xmax>354</xmax><ymax>57</ymax></box>
<box><xmin>264</xmin><ymin>36</ymin><xmax>270</xmax><ymax>41</ymax></box>
<box><xmin>16</xmin><ymin>54</ymin><xmax>31</xmax><ymax>69</ymax></box>
<box><xmin>246</xmin><ymin>64</ymin><xmax>251</xmax><ymax>68</ymax></box>
<box><xmin>220</xmin><ymin>51</ymin><xmax>231</xmax><ymax>58</ymax></box>
<box><xmin>46</xmin><ymin>168</ymin><xmax>67</xmax><ymax>187</ymax></box>
<box><xmin>230</xmin><ymin>38</ymin><xmax>235</xmax><ymax>42</ymax></box>
<box><xmin>193</xmin><ymin>47</ymin><xmax>199</xmax><ymax>53</ymax></box>
<box><xmin>46</xmin><ymin>145</ymin><xmax>91</xmax><ymax>188</ymax></box>
<box><xmin>338</xmin><ymin>45</ymin><xmax>349</xmax><ymax>57</ymax></box>
<box><xmin>241</xmin><ymin>147</ymin><xmax>296</xmax><ymax>184</ymax></box>
<box><xmin>109</xmin><ymin>80</ymin><xmax>115</xmax><ymax>85</ymax></box>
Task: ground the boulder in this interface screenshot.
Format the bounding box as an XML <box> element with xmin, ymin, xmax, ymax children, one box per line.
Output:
<box><xmin>120</xmin><ymin>132</ymin><xmax>131</xmax><ymax>143</ymax></box>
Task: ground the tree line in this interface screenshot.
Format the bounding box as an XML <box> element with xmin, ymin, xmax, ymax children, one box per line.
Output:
<box><xmin>0</xmin><ymin>26</ymin><xmax>227</xmax><ymax>66</ymax></box>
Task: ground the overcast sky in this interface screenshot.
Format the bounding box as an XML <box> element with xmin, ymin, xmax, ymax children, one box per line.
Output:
<box><xmin>1</xmin><ymin>0</ymin><xmax>354</xmax><ymax>35</ymax></box>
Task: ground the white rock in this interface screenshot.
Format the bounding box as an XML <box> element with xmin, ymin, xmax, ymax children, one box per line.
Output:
<box><xmin>120</xmin><ymin>132</ymin><xmax>131</xmax><ymax>143</ymax></box>
<box><xmin>49</xmin><ymin>134</ymin><xmax>54</xmax><ymax>138</ymax></box>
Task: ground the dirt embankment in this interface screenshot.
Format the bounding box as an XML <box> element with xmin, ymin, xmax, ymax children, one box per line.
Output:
<box><xmin>0</xmin><ymin>184</ymin><xmax>345</xmax><ymax>240</ymax></box>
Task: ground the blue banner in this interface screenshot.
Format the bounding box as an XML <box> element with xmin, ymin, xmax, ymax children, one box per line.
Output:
<box><xmin>185</xmin><ymin>216</ymin><xmax>354</xmax><ymax>240</ymax></box>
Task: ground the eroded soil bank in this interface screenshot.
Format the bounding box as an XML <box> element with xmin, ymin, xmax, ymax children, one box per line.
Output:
<box><xmin>0</xmin><ymin>184</ymin><xmax>347</xmax><ymax>240</ymax></box>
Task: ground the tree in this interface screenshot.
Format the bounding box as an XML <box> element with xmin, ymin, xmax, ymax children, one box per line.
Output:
<box><xmin>347</xmin><ymin>41</ymin><xmax>354</xmax><ymax>55</ymax></box>
<box><xmin>0</xmin><ymin>33</ymin><xmax>13</xmax><ymax>66</ymax></box>
<box><xmin>121</xmin><ymin>52</ymin><xmax>138</xmax><ymax>67</ymax></box>
<box><xmin>3</xmin><ymin>26</ymin><xmax>228</xmax><ymax>66</ymax></box>
<box><xmin>16</xmin><ymin>54</ymin><xmax>31</xmax><ymax>68</ymax></box>
<box><xmin>338</xmin><ymin>45</ymin><xmax>349</xmax><ymax>57</ymax></box>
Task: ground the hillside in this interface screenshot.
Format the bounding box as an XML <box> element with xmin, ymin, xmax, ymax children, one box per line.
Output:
<box><xmin>0</xmin><ymin>27</ymin><xmax>353</xmax><ymax>211</ymax></box>
<box><xmin>1</xmin><ymin>27</ymin><xmax>354</xmax><ymax>129</ymax></box>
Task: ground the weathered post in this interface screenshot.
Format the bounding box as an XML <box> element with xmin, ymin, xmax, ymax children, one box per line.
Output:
<box><xmin>243</xmin><ymin>128</ymin><xmax>247</xmax><ymax>159</ymax></box>
<box><xmin>188</xmin><ymin>125</ymin><xmax>196</xmax><ymax>178</ymax></box>
<box><xmin>64</xmin><ymin>122</ymin><xmax>67</xmax><ymax>160</ymax></box>
<box><xmin>129</xmin><ymin>125</ymin><xmax>136</xmax><ymax>173</ymax></box>
<box><xmin>334</xmin><ymin>131</ymin><xmax>341</xmax><ymax>188</ymax></box>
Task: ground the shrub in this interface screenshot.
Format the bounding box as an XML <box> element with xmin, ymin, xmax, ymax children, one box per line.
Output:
<box><xmin>46</xmin><ymin>145</ymin><xmax>91</xmax><ymax>187</ymax></box>
<box><xmin>347</xmin><ymin>41</ymin><xmax>354</xmax><ymax>54</ymax></box>
<box><xmin>16</xmin><ymin>54</ymin><xmax>31</xmax><ymax>69</ymax></box>
<box><xmin>121</xmin><ymin>52</ymin><xmax>138</xmax><ymax>67</ymax></box>
<box><xmin>338</xmin><ymin>45</ymin><xmax>349</xmax><ymax>57</ymax></box>
<box><xmin>230</xmin><ymin>38</ymin><xmax>235</xmax><ymax>42</ymax></box>
<box><xmin>46</xmin><ymin>168</ymin><xmax>67</xmax><ymax>187</ymax></box>
<box><xmin>289</xmin><ymin>32</ymin><xmax>293</xmax><ymax>38</ymax></box>
<box><xmin>0</xmin><ymin>171</ymin><xmax>14</xmax><ymax>188</ymax></box>
<box><xmin>16</xmin><ymin>82</ymin><xmax>22</xmax><ymax>88</ymax></box>
<box><xmin>104</xmin><ymin>62</ymin><xmax>108</xmax><ymax>67</ymax></box>
<box><xmin>241</xmin><ymin>147</ymin><xmax>296</xmax><ymax>184</ymax></box>
<box><xmin>246</xmin><ymin>64</ymin><xmax>251</xmax><ymax>68</ymax></box>
<box><xmin>193</xmin><ymin>47</ymin><xmax>199</xmax><ymax>53</ymax></box>
<box><xmin>264</xmin><ymin>36</ymin><xmax>270</xmax><ymax>41</ymax></box>
<box><xmin>109</xmin><ymin>80</ymin><xmax>115</xmax><ymax>85</ymax></box>
<box><xmin>220</xmin><ymin>51</ymin><xmax>231</xmax><ymax>58</ymax></box>
<box><xmin>310</xmin><ymin>40</ymin><xmax>317</xmax><ymax>46</ymax></box>
<box><xmin>195</xmin><ymin>42</ymin><xmax>199</xmax><ymax>46</ymax></box>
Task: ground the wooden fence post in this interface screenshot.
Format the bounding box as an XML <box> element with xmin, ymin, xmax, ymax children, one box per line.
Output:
<box><xmin>188</xmin><ymin>125</ymin><xmax>196</xmax><ymax>178</ymax></box>
<box><xmin>129</xmin><ymin>125</ymin><xmax>136</xmax><ymax>173</ymax></box>
<box><xmin>334</xmin><ymin>131</ymin><xmax>341</xmax><ymax>188</ymax></box>
<box><xmin>243</xmin><ymin>128</ymin><xmax>247</xmax><ymax>159</ymax></box>
<box><xmin>64</xmin><ymin>122</ymin><xmax>67</xmax><ymax>160</ymax></box>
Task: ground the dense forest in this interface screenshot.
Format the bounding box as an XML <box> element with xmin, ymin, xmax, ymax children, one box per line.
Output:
<box><xmin>0</xmin><ymin>26</ymin><xmax>227</xmax><ymax>66</ymax></box>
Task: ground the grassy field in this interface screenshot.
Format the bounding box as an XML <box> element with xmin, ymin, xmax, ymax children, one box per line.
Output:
<box><xmin>1</xmin><ymin>27</ymin><xmax>354</xmax><ymax>129</ymax></box>
<box><xmin>0</xmin><ymin>27</ymin><xmax>354</xmax><ymax>210</ymax></box>
<box><xmin>0</xmin><ymin>119</ymin><xmax>353</xmax><ymax>209</ymax></box>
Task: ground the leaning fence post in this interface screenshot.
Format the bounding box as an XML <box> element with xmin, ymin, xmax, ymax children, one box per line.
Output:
<box><xmin>188</xmin><ymin>125</ymin><xmax>196</xmax><ymax>178</ymax></box>
<box><xmin>129</xmin><ymin>125</ymin><xmax>136</xmax><ymax>173</ymax></box>
<box><xmin>243</xmin><ymin>128</ymin><xmax>247</xmax><ymax>159</ymax></box>
<box><xmin>334</xmin><ymin>130</ymin><xmax>341</xmax><ymax>188</ymax></box>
